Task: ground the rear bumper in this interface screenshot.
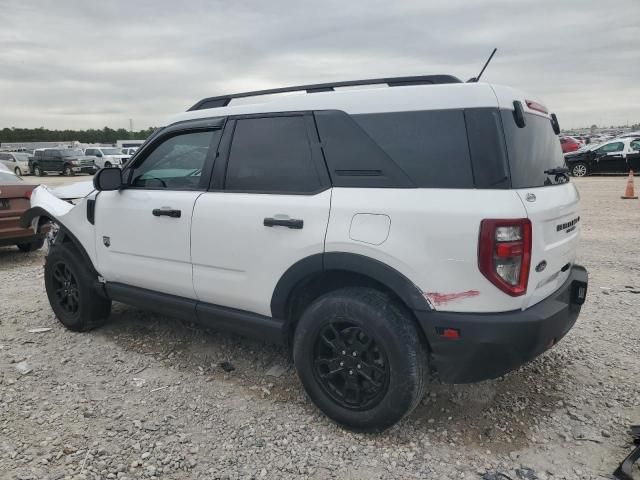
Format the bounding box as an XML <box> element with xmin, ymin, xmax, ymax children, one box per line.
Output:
<box><xmin>417</xmin><ymin>265</ymin><xmax>588</xmax><ymax>383</ymax></box>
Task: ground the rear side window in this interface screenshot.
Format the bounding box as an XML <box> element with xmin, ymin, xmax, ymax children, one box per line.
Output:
<box><xmin>225</xmin><ymin>116</ymin><xmax>321</xmax><ymax>193</ymax></box>
<box><xmin>501</xmin><ymin>111</ymin><xmax>565</xmax><ymax>188</ymax></box>
<box><xmin>353</xmin><ymin>110</ymin><xmax>474</xmax><ymax>188</ymax></box>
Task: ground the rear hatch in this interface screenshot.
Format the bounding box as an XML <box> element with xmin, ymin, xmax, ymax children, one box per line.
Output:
<box><xmin>495</xmin><ymin>87</ymin><xmax>581</xmax><ymax>308</ymax></box>
<box><xmin>0</xmin><ymin>180</ymin><xmax>36</xmax><ymax>240</ymax></box>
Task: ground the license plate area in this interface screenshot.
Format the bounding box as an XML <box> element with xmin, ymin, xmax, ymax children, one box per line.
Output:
<box><xmin>0</xmin><ymin>199</ymin><xmax>9</xmax><ymax>210</ymax></box>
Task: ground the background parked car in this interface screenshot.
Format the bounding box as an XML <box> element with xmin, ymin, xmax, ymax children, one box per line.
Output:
<box><xmin>565</xmin><ymin>137</ymin><xmax>640</xmax><ymax>176</ymax></box>
<box><xmin>121</xmin><ymin>147</ymin><xmax>139</xmax><ymax>155</ymax></box>
<box><xmin>0</xmin><ymin>170</ymin><xmax>46</xmax><ymax>252</ymax></box>
<box><xmin>0</xmin><ymin>152</ymin><xmax>31</xmax><ymax>176</ymax></box>
<box><xmin>559</xmin><ymin>136</ymin><xmax>582</xmax><ymax>153</ymax></box>
<box><xmin>84</xmin><ymin>147</ymin><xmax>130</xmax><ymax>169</ymax></box>
<box><xmin>30</xmin><ymin>148</ymin><xmax>97</xmax><ymax>176</ymax></box>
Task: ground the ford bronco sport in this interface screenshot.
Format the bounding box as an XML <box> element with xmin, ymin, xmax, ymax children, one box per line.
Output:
<box><xmin>22</xmin><ymin>75</ymin><xmax>588</xmax><ymax>432</ymax></box>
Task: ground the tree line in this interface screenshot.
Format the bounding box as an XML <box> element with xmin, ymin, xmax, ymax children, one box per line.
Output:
<box><xmin>0</xmin><ymin>127</ymin><xmax>156</xmax><ymax>144</ymax></box>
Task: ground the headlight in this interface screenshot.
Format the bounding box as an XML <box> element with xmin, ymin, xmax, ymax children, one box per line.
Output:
<box><xmin>70</xmin><ymin>160</ymin><xmax>79</xmax><ymax>165</ymax></box>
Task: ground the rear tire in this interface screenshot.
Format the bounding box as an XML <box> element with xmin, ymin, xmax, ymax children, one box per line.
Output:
<box><xmin>104</xmin><ymin>162</ymin><xmax>112</xmax><ymax>168</ymax></box>
<box><xmin>293</xmin><ymin>287</ymin><xmax>428</xmax><ymax>432</ymax></box>
<box><xmin>17</xmin><ymin>238</ymin><xmax>44</xmax><ymax>252</ymax></box>
<box><xmin>34</xmin><ymin>165</ymin><xmax>45</xmax><ymax>177</ymax></box>
<box><xmin>14</xmin><ymin>167</ymin><xmax>22</xmax><ymax>176</ymax></box>
<box><xmin>44</xmin><ymin>243</ymin><xmax>111</xmax><ymax>331</ymax></box>
<box><xmin>571</xmin><ymin>163</ymin><xmax>588</xmax><ymax>177</ymax></box>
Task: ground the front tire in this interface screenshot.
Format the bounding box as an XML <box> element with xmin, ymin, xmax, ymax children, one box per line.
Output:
<box><xmin>293</xmin><ymin>288</ymin><xmax>428</xmax><ymax>432</ymax></box>
<box><xmin>14</xmin><ymin>167</ymin><xmax>22</xmax><ymax>176</ymax></box>
<box><xmin>44</xmin><ymin>244</ymin><xmax>111</xmax><ymax>331</ymax></box>
<box><xmin>63</xmin><ymin>165</ymin><xmax>75</xmax><ymax>176</ymax></box>
<box><xmin>571</xmin><ymin>163</ymin><xmax>588</xmax><ymax>177</ymax></box>
<box><xmin>34</xmin><ymin>165</ymin><xmax>45</xmax><ymax>177</ymax></box>
<box><xmin>17</xmin><ymin>238</ymin><xmax>44</xmax><ymax>252</ymax></box>
<box><xmin>104</xmin><ymin>162</ymin><xmax>112</xmax><ymax>168</ymax></box>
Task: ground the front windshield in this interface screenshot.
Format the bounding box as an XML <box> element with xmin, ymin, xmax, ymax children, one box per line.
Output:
<box><xmin>101</xmin><ymin>148</ymin><xmax>123</xmax><ymax>155</ymax></box>
<box><xmin>14</xmin><ymin>153</ymin><xmax>30</xmax><ymax>161</ymax></box>
<box><xmin>60</xmin><ymin>149</ymin><xmax>84</xmax><ymax>157</ymax></box>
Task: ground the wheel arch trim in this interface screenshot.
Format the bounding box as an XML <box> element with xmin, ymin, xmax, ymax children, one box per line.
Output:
<box><xmin>270</xmin><ymin>252</ymin><xmax>432</xmax><ymax>321</ymax></box>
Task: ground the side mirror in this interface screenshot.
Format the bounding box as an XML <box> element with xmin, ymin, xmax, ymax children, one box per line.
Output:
<box><xmin>93</xmin><ymin>167</ymin><xmax>123</xmax><ymax>191</ymax></box>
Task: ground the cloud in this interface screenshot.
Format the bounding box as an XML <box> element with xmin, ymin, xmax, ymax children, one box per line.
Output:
<box><xmin>0</xmin><ymin>0</ymin><xmax>638</xmax><ymax>129</ymax></box>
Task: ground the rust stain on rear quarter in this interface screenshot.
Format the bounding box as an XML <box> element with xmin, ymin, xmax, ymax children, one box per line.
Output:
<box><xmin>425</xmin><ymin>290</ymin><xmax>480</xmax><ymax>306</ymax></box>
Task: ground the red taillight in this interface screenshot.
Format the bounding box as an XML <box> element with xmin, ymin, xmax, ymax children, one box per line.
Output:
<box><xmin>24</xmin><ymin>190</ymin><xmax>33</xmax><ymax>200</ymax></box>
<box><xmin>478</xmin><ymin>219</ymin><xmax>532</xmax><ymax>296</ymax></box>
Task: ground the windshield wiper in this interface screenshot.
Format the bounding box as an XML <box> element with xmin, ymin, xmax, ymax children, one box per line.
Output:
<box><xmin>544</xmin><ymin>167</ymin><xmax>570</xmax><ymax>183</ymax></box>
<box><xmin>544</xmin><ymin>167</ymin><xmax>569</xmax><ymax>175</ymax></box>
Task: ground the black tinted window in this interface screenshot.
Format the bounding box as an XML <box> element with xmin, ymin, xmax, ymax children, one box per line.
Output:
<box><xmin>464</xmin><ymin>108</ymin><xmax>510</xmax><ymax>188</ymax></box>
<box><xmin>353</xmin><ymin>110</ymin><xmax>474</xmax><ymax>188</ymax></box>
<box><xmin>131</xmin><ymin>130</ymin><xmax>218</xmax><ymax>190</ymax></box>
<box><xmin>501</xmin><ymin>111</ymin><xmax>565</xmax><ymax>188</ymax></box>
<box><xmin>225</xmin><ymin>116</ymin><xmax>321</xmax><ymax>193</ymax></box>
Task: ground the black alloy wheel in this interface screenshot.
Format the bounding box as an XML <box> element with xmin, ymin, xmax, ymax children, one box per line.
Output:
<box><xmin>51</xmin><ymin>261</ymin><xmax>80</xmax><ymax>315</ymax></box>
<box><xmin>313</xmin><ymin>321</ymin><xmax>389</xmax><ymax>410</ymax></box>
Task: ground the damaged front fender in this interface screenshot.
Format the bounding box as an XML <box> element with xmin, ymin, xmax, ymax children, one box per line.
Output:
<box><xmin>21</xmin><ymin>185</ymin><xmax>99</xmax><ymax>269</ymax></box>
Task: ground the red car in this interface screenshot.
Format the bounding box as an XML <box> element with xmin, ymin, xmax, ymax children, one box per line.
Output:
<box><xmin>560</xmin><ymin>136</ymin><xmax>582</xmax><ymax>153</ymax></box>
<box><xmin>0</xmin><ymin>170</ymin><xmax>46</xmax><ymax>252</ymax></box>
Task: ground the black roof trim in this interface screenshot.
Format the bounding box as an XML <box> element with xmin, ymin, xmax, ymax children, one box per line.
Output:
<box><xmin>188</xmin><ymin>75</ymin><xmax>462</xmax><ymax>111</ymax></box>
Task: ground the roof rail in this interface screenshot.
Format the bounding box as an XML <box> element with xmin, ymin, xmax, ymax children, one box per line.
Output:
<box><xmin>188</xmin><ymin>74</ymin><xmax>462</xmax><ymax>111</ymax></box>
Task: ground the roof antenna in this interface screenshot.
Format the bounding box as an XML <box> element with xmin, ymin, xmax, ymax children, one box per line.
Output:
<box><xmin>467</xmin><ymin>48</ymin><xmax>497</xmax><ymax>83</ymax></box>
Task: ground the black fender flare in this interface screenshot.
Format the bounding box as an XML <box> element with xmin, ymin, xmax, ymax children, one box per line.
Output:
<box><xmin>270</xmin><ymin>252</ymin><xmax>432</xmax><ymax>320</ymax></box>
<box><xmin>20</xmin><ymin>206</ymin><xmax>97</xmax><ymax>277</ymax></box>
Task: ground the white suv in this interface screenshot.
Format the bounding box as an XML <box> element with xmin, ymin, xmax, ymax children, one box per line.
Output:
<box><xmin>23</xmin><ymin>75</ymin><xmax>588</xmax><ymax>432</ymax></box>
<box><xmin>84</xmin><ymin>147</ymin><xmax>130</xmax><ymax>169</ymax></box>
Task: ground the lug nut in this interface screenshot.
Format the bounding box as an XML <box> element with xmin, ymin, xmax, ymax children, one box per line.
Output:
<box><xmin>352</xmin><ymin>352</ymin><xmax>357</xmax><ymax>357</ymax></box>
<box><xmin>349</xmin><ymin>370</ymin><xmax>353</xmax><ymax>375</ymax></box>
<box><xmin>341</xmin><ymin>350</ymin><xmax>346</xmax><ymax>355</ymax></box>
<box><xmin>339</xmin><ymin>362</ymin><xmax>344</xmax><ymax>367</ymax></box>
<box><xmin>357</xmin><ymin>364</ymin><xmax>361</xmax><ymax>369</ymax></box>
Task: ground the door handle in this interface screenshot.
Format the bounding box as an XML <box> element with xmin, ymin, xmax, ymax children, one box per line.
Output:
<box><xmin>152</xmin><ymin>208</ymin><xmax>181</xmax><ymax>218</ymax></box>
<box><xmin>263</xmin><ymin>217</ymin><xmax>303</xmax><ymax>229</ymax></box>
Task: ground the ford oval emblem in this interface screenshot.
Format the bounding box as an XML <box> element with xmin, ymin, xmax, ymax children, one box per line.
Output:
<box><xmin>526</xmin><ymin>193</ymin><xmax>536</xmax><ymax>202</ymax></box>
<box><xmin>535</xmin><ymin>260</ymin><xmax>547</xmax><ymax>272</ymax></box>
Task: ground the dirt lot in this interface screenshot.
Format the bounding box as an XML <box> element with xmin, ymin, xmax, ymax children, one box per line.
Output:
<box><xmin>1</xmin><ymin>176</ymin><xmax>638</xmax><ymax>480</ymax></box>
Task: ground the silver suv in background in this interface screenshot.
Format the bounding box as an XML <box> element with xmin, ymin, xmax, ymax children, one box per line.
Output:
<box><xmin>84</xmin><ymin>147</ymin><xmax>130</xmax><ymax>169</ymax></box>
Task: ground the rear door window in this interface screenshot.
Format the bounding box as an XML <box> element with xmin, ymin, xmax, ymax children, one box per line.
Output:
<box><xmin>225</xmin><ymin>116</ymin><xmax>323</xmax><ymax>193</ymax></box>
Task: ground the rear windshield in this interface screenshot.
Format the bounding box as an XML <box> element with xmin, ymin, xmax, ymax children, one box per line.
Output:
<box><xmin>500</xmin><ymin>111</ymin><xmax>566</xmax><ymax>188</ymax></box>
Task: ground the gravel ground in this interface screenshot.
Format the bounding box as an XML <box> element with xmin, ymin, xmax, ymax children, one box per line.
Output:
<box><xmin>1</xmin><ymin>176</ymin><xmax>638</xmax><ymax>480</ymax></box>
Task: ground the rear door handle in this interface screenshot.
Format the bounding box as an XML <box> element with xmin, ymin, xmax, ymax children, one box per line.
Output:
<box><xmin>263</xmin><ymin>217</ymin><xmax>303</xmax><ymax>229</ymax></box>
<box><xmin>152</xmin><ymin>208</ymin><xmax>181</xmax><ymax>218</ymax></box>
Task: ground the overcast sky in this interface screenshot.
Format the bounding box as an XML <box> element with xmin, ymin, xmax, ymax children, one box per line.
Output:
<box><xmin>1</xmin><ymin>0</ymin><xmax>638</xmax><ymax>131</ymax></box>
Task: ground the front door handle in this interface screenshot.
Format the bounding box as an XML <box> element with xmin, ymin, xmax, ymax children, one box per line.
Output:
<box><xmin>264</xmin><ymin>217</ymin><xmax>303</xmax><ymax>229</ymax></box>
<box><xmin>153</xmin><ymin>208</ymin><xmax>181</xmax><ymax>218</ymax></box>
